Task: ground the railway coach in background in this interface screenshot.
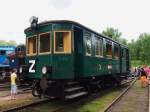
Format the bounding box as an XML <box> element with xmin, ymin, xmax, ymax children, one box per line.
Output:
<box><xmin>0</xmin><ymin>46</ymin><xmax>16</xmax><ymax>80</ymax></box>
<box><xmin>0</xmin><ymin>45</ymin><xmax>26</xmax><ymax>82</ymax></box>
<box><xmin>21</xmin><ymin>17</ymin><xmax>130</xmax><ymax>100</ymax></box>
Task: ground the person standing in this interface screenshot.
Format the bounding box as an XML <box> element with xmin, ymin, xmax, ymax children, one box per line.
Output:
<box><xmin>10</xmin><ymin>69</ymin><xmax>17</xmax><ymax>100</ymax></box>
<box><xmin>140</xmin><ymin>68</ymin><xmax>148</xmax><ymax>87</ymax></box>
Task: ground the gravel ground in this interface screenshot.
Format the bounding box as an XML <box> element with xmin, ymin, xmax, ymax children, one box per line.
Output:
<box><xmin>0</xmin><ymin>90</ymin><xmax>41</xmax><ymax>111</ymax></box>
<box><xmin>107</xmin><ymin>80</ymin><xmax>148</xmax><ymax>112</ymax></box>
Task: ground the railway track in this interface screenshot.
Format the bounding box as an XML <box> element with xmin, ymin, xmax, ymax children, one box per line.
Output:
<box><xmin>50</xmin><ymin>78</ymin><xmax>135</xmax><ymax>112</ymax></box>
<box><xmin>0</xmin><ymin>83</ymin><xmax>32</xmax><ymax>98</ymax></box>
<box><xmin>2</xmin><ymin>98</ymin><xmax>55</xmax><ymax>112</ymax></box>
<box><xmin>103</xmin><ymin>78</ymin><xmax>137</xmax><ymax>112</ymax></box>
<box><xmin>0</xmin><ymin>82</ymin><xmax>31</xmax><ymax>91</ymax></box>
<box><xmin>1</xmin><ymin>78</ymin><xmax>134</xmax><ymax>112</ymax></box>
<box><xmin>103</xmin><ymin>77</ymin><xmax>149</xmax><ymax>112</ymax></box>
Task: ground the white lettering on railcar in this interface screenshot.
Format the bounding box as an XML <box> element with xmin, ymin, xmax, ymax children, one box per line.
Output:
<box><xmin>29</xmin><ymin>60</ymin><xmax>35</xmax><ymax>73</ymax></box>
<box><xmin>99</xmin><ymin>64</ymin><xmax>102</xmax><ymax>70</ymax></box>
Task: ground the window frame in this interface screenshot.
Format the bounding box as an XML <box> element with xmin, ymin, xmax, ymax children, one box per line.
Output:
<box><xmin>85</xmin><ymin>31</ymin><xmax>92</xmax><ymax>56</ymax></box>
<box><xmin>114</xmin><ymin>44</ymin><xmax>120</xmax><ymax>59</ymax></box>
<box><xmin>106</xmin><ymin>41</ymin><xmax>112</xmax><ymax>59</ymax></box>
<box><xmin>26</xmin><ymin>35</ymin><xmax>37</xmax><ymax>56</ymax></box>
<box><xmin>54</xmin><ymin>30</ymin><xmax>72</xmax><ymax>54</ymax></box>
<box><xmin>126</xmin><ymin>49</ymin><xmax>129</xmax><ymax>60</ymax></box>
<box><xmin>38</xmin><ymin>32</ymin><xmax>52</xmax><ymax>55</ymax></box>
<box><xmin>95</xmin><ymin>36</ymin><xmax>103</xmax><ymax>57</ymax></box>
<box><xmin>121</xmin><ymin>48</ymin><xmax>126</xmax><ymax>59</ymax></box>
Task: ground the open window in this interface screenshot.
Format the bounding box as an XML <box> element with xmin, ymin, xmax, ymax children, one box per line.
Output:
<box><xmin>106</xmin><ymin>42</ymin><xmax>112</xmax><ymax>58</ymax></box>
<box><xmin>0</xmin><ymin>50</ymin><xmax>6</xmax><ymax>55</ymax></box>
<box><xmin>121</xmin><ymin>48</ymin><xmax>126</xmax><ymax>59</ymax></box>
<box><xmin>114</xmin><ymin>44</ymin><xmax>119</xmax><ymax>59</ymax></box>
<box><xmin>39</xmin><ymin>32</ymin><xmax>51</xmax><ymax>54</ymax></box>
<box><xmin>54</xmin><ymin>31</ymin><xmax>71</xmax><ymax>53</ymax></box>
<box><xmin>95</xmin><ymin>37</ymin><xmax>103</xmax><ymax>57</ymax></box>
<box><xmin>27</xmin><ymin>36</ymin><xmax>37</xmax><ymax>55</ymax></box>
<box><xmin>126</xmin><ymin>49</ymin><xmax>129</xmax><ymax>60</ymax></box>
<box><xmin>85</xmin><ymin>33</ymin><xmax>92</xmax><ymax>56</ymax></box>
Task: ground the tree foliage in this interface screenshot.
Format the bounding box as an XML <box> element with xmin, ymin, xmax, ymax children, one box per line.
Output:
<box><xmin>0</xmin><ymin>40</ymin><xmax>17</xmax><ymax>46</ymax></box>
<box><xmin>128</xmin><ymin>33</ymin><xmax>150</xmax><ymax>64</ymax></box>
<box><xmin>102</xmin><ymin>27</ymin><xmax>127</xmax><ymax>45</ymax></box>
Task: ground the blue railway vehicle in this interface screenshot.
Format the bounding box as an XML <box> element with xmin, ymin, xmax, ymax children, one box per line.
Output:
<box><xmin>0</xmin><ymin>46</ymin><xmax>16</xmax><ymax>80</ymax></box>
<box><xmin>0</xmin><ymin>45</ymin><xmax>26</xmax><ymax>81</ymax></box>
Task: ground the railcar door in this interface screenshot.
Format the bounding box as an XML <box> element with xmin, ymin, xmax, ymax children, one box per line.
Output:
<box><xmin>52</xmin><ymin>30</ymin><xmax>74</xmax><ymax>79</ymax></box>
<box><xmin>73</xmin><ymin>27</ymin><xmax>83</xmax><ymax>78</ymax></box>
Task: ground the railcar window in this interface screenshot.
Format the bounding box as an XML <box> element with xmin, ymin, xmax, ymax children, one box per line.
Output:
<box><xmin>126</xmin><ymin>49</ymin><xmax>129</xmax><ymax>59</ymax></box>
<box><xmin>27</xmin><ymin>36</ymin><xmax>37</xmax><ymax>55</ymax></box>
<box><xmin>95</xmin><ymin>37</ymin><xmax>103</xmax><ymax>56</ymax></box>
<box><xmin>122</xmin><ymin>49</ymin><xmax>126</xmax><ymax>59</ymax></box>
<box><xmin>106</xmin><ymin>42</ymin><xmax>112</xmax><ymax>58</ymax></box>
<box><xmin>54</xmin><ymin>31</ymin><xmax>71</xmax><ymax>53</ymax></box>
<box><xmin>0</xmin><ymin>50</ymin><xmax>6</xmax><ymax>55</ymax></box>
<box><xmin>85</xmin><ymin>33</ymin><xmax>92</xmax><ymax>56</ymax></box>
<box><xmin>114</xmin><ymin>45</ymin><xmax>119</xmax><ymax>59</ymax></box>
<box><xmin>39</xmin><ymin>33</ymin><xmax>51</xmax><ymax>54</ymax></box>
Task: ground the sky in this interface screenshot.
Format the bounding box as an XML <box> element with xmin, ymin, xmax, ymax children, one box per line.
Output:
<box><xmin>0</xmin><ymin>0</ymin><xmax>150</xmax><ymax>44</ymax></box>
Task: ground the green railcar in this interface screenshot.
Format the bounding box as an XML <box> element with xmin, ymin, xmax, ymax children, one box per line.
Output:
<box><xmin>22</xmin><ymin>18</ymin><xmax>130</xmax><ymax>99</ymax></box>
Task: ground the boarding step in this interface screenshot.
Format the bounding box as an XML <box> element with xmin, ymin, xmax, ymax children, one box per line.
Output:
<box><xmin>64</xmin><ymin>86</ymin><xmax>84</xmax><ymax>92</ymax></box>
<box><xmin>67</xmin><ymin>81</ymin><xmax>79</xmax><ymax>85</ymax></box>
<box><xmin>65</xmin><ymin>91</ymin><xmax>88</xmax><ymax>99</ymax></box>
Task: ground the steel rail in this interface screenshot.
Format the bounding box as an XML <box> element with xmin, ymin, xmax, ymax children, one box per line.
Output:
<box><xmin>1</xmin><ymin>78</ymin><xmax>134</xmax><ymax>112</ymax></box>
<box><xmin>103</xmin><ymin>78</ymin><xmax>137</xmax><ymax>112</ymax></box>
<box><xmin>2</xmin><ymin>98</ymin><xmax>55</xmax><ymax>112</ymax></box>
<box><xmin>50</xmin><ymin>78</ymin><xmax>135</xmax><ymax>112</ymax></box>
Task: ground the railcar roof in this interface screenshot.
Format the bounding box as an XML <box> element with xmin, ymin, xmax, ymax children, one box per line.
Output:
<box><xmin>0</xmin><ymin>46</ymin><xmax>15</xmax><ymax>51</ymax></box>
<box><xmin>24</xmin><ymin>20</ymin><xmax>128</xmax><ymax>48</ymax></box>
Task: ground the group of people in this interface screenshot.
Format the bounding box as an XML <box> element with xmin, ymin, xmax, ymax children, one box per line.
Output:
<box><xmin>133</xmin><ymin>65</ymin><xmax>150</xmax><ymax>87</ymax></box>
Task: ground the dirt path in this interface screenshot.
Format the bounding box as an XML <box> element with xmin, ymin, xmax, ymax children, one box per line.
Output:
<box><xmin>107</xmin><ymin>80</ymin><xmax>148</xmax><ymax>112</ymax></box>
<box><xmin>0</xmin><ymin>91</ymin><xmax>41</xmax><ymax>111</ymax></box>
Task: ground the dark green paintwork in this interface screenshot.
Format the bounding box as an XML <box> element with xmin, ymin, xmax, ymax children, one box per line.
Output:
<box><xmin>24</xmin><ymin>21</ymin><xmax>130</xmax><ymax>80</ymax></box>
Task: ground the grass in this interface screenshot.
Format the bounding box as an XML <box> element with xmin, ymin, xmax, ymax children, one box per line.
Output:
<box><xmin>61</xmin><ymin>87</ymin><xmax>125</xmax><ymax>112</ymax></box>
<box><xmin>20</xmin><ymin>87</ymin><xmax>125</xmax><ymax>112</ymax></box>
<box><xmin>78</xmin><ymin>89</ymin><xmax>122</xmax><ymax>112</ymax></box>
<box><xmin>131</xmin><ymin>60</ymin><xmax>150</xmax><ymax>67</ymax></box>
<box><xmin>1</xmin><ymin>81</ymin><xmax>145</xmax><ymax>112</ymax></box>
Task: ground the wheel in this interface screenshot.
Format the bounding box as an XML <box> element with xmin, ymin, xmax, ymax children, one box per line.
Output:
<box><xmin>32</xmin><ymin>80</ymin><xmax>43</xmax><ymax>97</ymax></box>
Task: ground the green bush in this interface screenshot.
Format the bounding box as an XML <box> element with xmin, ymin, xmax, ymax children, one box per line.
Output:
<box><xmin>131</xmin><ymin>60</ymin><xmax>150</xmax><ymax>67</ymax></box>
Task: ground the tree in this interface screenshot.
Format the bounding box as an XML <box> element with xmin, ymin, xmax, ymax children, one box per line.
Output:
<box><xmin>102</xmin><ymin>27</ymin><xmax>122</xmax><ymax>42</ymax></box>
<box><xmin>102</xmin><ymin>27</ymin><xmax>127</xmax><ymax>45</ymax></box>
<box><xmin>7</xmin><ymin>40</ymin><xmax>17</xmax><ymax>46</ymax></box>
<box><xmin>119</xmin><ymin>38</ymin><xmax>127</xmax><ymax>45</ymax></box>
<box><xmin>0</xmin><ymin>40</ymin><xmax>17</xmax><ymax>46</ymax></box>
<box><xmin>0</xmin><ymin>40</ymin><xmax>8</xmax><ymax>46</ymax></box>
<box><xmin>128</xmin><ymin>33</ymin><xmax>150</xmax><ymax>64</ymax></box>
<box><xmin>138</xmin><ymin>33</ymin><xmax>150</xmax><ymax>63</ymax></box>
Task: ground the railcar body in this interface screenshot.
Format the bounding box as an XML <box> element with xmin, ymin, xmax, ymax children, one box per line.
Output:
<box><xmin>23</xmin><ymin>20</ymin><xmax>130</xmax><ymax>99</ymax></box>
<box><xmin>0</xmin><ymin>46</ymin><xmax>16</xmax><ymax>80</ymax></box>
<box><xmin>0</xmin><ymin>46</ymin><xmax>26</xmax><ymax>81</ymax></box>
